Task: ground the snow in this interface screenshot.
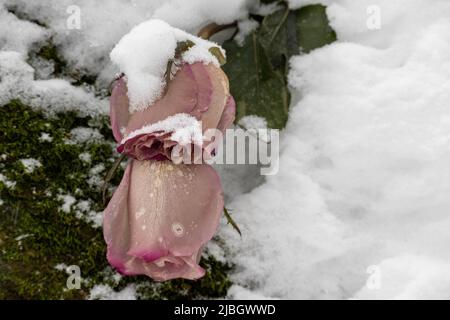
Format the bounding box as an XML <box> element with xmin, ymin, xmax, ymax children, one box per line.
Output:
<box><xmin>0</xmin><ymin>51</ymin><xmax>108</xmax><ymax>116</ymax></box>
<box><xmin>57</xmin><ymin>195</ymin><xmax>102</xmax><ymax>227</ymax></box>
<box><xmin>287</xmin><ymin>0</ymin><xmax>333</xmax><ymax>10</ymax></box>
<box><xmin>20</xmin><ymin>158</ymin><xmax>42</xmax><ymax>173</ymax></box>
<box><xmin>15</xmin><ymin>234</ymin><xmax>32</xmax><ymax>241</ymax></box>
<box><xmin>57</xmin><ymin>194</ymin><xmax>76</xmax><ymax>213</ymax></box>
<box><xmin>66</xmin><ymin>127</ymin><xmax>104</xmax><ymax>145</ymax></box>
<box><xmin>238</xmin><ymin>115</ymin><xmax>267</xmax><ymax>130</ymax></box>
<box><xmin>220</xmin><ymin>0</ymin><xmax>450</xmax><ymax>299</ymax></box>
<box><xmin>0</xmin><ymin>173</ymin><xmax>16</xmax><ymax>189</ymax></box>
<box><xmin>89</xmin><ymin>284</ymin><xmax>137</xmax><ymax>300</ymax></box>
<box><xmin>2</xmin><ymin>0</ymin><xmax>165</xmax><ymax>82</ymax></box>
<box><xmin>54</xmin><ymin>263</ymin><xmax>68</xmax><ymax>271</ymax></box>
<box><xmin>74</xmin><ymin>200</ymin><xmax>103</xmax><ymax>228</ymax></box>
<box><xmin>352</xmin><ymin>255</ymin><xmax>450</xmax><ymax>300</ymax></box>
<box><xmin>110</xmin><ymin>19</ymin><xmax>225</xmax><ymax>113</ymax></box>
<box><xmin>2</xmin><ymin>0</ymin><xmax>249</xmax><ymax>86</ymax></box>
<box><xmin>122</xmin><ymin>113</ymin><xmax>203</xmax><ymax>146</ymax></box>
<box><xmin>234</xmin><ymin>19</ymin><xmax>259</xmax><ymax>46</ymax></box>
<box><xmin>152</xmin><ymin>0</ymin><xmax>250</xmax><ymax>33</ymax></box>
<box><xmin>78</xmin><ymin>152</ymin><xmax>92</xmax><ymax>164</ymax></box>
<box><xmin>253</xmin><ymin>2</ymin><xmax>282</xmax><ymax>16</ymax></box>
<box><xmin>39</xmin><ymin>132</ymin><xmax>53</xmax><ymax>142</ymax></box>
<box><xmin>227</xmin><ymin>285</ymin><xmax>276</xmax><ymax>300</ymax></box>
<box><xmin>87</xmin><ymin>163</ymin><xmax>105</xmax><ymax>190</ymax></box>
<box><xmin>237</xmin><ymin>115</ymin><xmax>271</xmax><ymax>143</ymax></box>
<box><xmin>0</xmin><ymin>6</ymin><xmax>48</xmax><ymax>56</ymax></box>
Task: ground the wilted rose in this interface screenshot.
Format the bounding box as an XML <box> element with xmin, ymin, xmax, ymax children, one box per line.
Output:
<box><xmin>103</xmin><ymin>61</ymin><xmax>235</xmax><ymax>280</ymax></box>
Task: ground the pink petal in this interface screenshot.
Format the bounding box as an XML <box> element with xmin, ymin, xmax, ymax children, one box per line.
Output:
<box><xmin>103</xmin><ymin>160</ymin><xmax>224</xmax><ymax>281</ymax></box>
<box><xmin>103</xmin><ymin>162</ymin><xmax>135</xmax><ymax>275</ymax></box>
<box><xmin>189</xmin><ymin>63</ymin><xmax>213</xmax><ymax>118</ymax></box>
<box><xmin>217</xmin><ymin>95</ymin><xmax>236</xmax><ymax>133</ymax></box>
<box><xmin>109</xmin><ymin>77</ymin><xmax>130</xmax><ymax>142</ymax></box>
<box><xmin>198</xmin><ymin>64</ymin><xmax>230</xmax><ymax>132</ymax></box>
<box><xmin>124</xmin><ymin>63</ymin><xmax>202</xmax><ymax>135</ymax></box>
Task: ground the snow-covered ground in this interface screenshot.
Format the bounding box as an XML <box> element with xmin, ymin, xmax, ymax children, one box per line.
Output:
<box><xmin>223</xmin><ymin>0</ymin><xmax>450</xmax><ymax>299</ymax></box>
<box><xmin>1</xmin><ymin>0</ymin><xmax>450</xmax><ymax>299</ymax></box>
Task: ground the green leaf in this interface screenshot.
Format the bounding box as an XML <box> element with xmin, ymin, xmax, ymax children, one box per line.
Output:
<box><xmin>258</xmin><ymin>6</ymin><xmax>299</xmax><ymax>73</ymax></box>
<box><xmin>259</xmin><ymin>4</ymin><xmax>336</xmax><ymax>71</ymax></box>
<box><xmin>294</xmin><ymin>4</ymin><xmax>337</xmax><ymax>53</ymax></box>
<box><xmin>222</xmin><ymin>33</ymin><xmax>289</xmax><ymax>129</ymax></box>
<box><xmin>222</xmin><ymin>4</ymin><xmax>336</xmax><ymax>129</ymax></box>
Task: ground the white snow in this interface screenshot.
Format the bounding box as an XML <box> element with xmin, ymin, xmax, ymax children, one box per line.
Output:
<box><xmin>78</xmin><ymin>152</ymin><xmax>92</xmax><ymax>164</ymax></box>
<box><xmin>152</xmin><ymin>0</ymin><xmax>250</xmax><ymax>33</ymax></box>
<box><xmin>0</xmin><ymin>6</ymin><xmax>48</xmax><ymax>56</ymax></box>
<box><xmin>15</xmin><ymin>234</ymin><xmax>32</xmax><ymax>241</ymax></box>
<box><xmin>66</xmin><ymin>127</ymin><xmax>104</xmax><ymax>145</ymax></box>
<box><xmin>39</xmin><ymin>132</ymin><xmax>53</xmax><ymax>142</ymax></box>
<box><xmin>0</xmin><ymin>173</ymin><xmax>16</xmax><ymax>189</ymax></box>
<box><xmin>54</xmin><ymin>263</ymin><xmax>68</xmax><ymax>271</ymax></box>
<box><xmin>110</xmin><ymin>19</ymin><xmax>225</xmax><ymax>113</ymax></box>
<box><xmin>238</xmin><ymin>115</ymin><xmax>268</xmax><ymax>130</ymax></box>
<box><xmin>352</xmin><ymin>255</ymin><xmax>450</xmax><ymax>300</ymax></box>
<box><xmin>234</xmin><ymin>19</ymin><xmax>259</xmax><ymax>46</ymax></box>
<box><xmin>0</xmin><ymin>51</ymin><xmax>108</xmax><ymax>116</ymax></box>
<box><xmin>287</xmin><ymin>0</ymin><xmax>332</xmax><ymax>10</ymax></box>
<box><xmin>89</xmin><ymin>284</ymin><xmax>137</xmax><ymax>300</ymax></box>
<box><xmin>221</xmin><ymin>0</ymin><xmax>450</xmax><ymax>299</ymax></box>
<box><xmin>56</xmin><ymin>195</ymin><xmax>102</xmax><ymax>227</ymax></box>
<box><xmin>122</xmin><ymin>113</ymin><xmax>203</xmax><ymax>146</ymax></box>
<box><xmin>20</xmin><ymin>158</ymin><xmax>42</xmax><ymax>173</ymax></box>
<box><xmin>87</xmin><ymin>163</ymin><xmax>105</xmax><ymax>190</ymax></box>
<box><xmin>2</xmin><ymin>0</ymin><xmax>249</xmax><ymax>86</ymax></box>
<box><xmin>57</xmin><ymin>194</ymin><xmax>76</xmax><ymax>213</ymax></box>
<box><xmin>74</xmin><ymin>200</ymin><xmax>103</xmax><ymax>228</ymax></box>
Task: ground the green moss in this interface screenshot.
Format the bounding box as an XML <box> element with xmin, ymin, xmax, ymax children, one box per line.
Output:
<box><xmin>0</xmin><ymin>100</ymin><xmax>232</xmax><ymax>299</ymax></box>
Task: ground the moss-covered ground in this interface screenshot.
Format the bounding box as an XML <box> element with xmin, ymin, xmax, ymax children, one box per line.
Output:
<box><xmin>0</xmin><ymin>100</ymin><xmax>232</xmax><ymax>299</ymax></box>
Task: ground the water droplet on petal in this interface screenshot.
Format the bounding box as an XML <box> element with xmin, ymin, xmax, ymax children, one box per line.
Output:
<box><xmin>171</xmin><ymin>222</ymin><xmax>185</xmax><ymax>237</ymax></box>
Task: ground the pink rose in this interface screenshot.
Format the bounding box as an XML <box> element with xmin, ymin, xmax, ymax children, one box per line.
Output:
<box><xmin>113</xmin><ymin>62</ymin><xmax>235</xmax><ymax>162</ymax></box>
<box><xmin>103</xmin><ymin>62</ymin><xmax>235</xmax><ymax>280</ymax></box>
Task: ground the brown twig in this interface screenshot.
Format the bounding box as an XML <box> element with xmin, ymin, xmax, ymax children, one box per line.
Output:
<box><xmin>197</xmin><ymin>22</ymin><xmax>237</xmax><ymax>39</ymax></box>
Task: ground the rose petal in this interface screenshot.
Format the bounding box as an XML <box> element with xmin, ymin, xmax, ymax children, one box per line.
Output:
<box><xmin>103</xmin><ymin>160</ymin><xmax>224</xmax><ymax>281</ymax></box>
<box><xmin>110</xmin><ymin>77</ymin><xmax>130</xmax><ymax>142</ymax></box>
<box><xmin>217</xmin><ymin>95</ymin><xmax>236</xmax><ymax>133</ymax></box>
<box><xmin>124</xmin><ymin>63</ymin><xmax>201</xmax><ymax>135</ymax></box>
<box><xmin>199</xmin><ymin>64</ymin><xmax>230</xmax><ymax>132</ymax></box>
<box><xmin>103</xmin><ymin>162</ymin><xmax>135</xmax><ymax>275</ymax></box>
<box><xmin>189</xmin><ymin>63</ymin><xmax>213</xmax><ymax>118</ymax></box>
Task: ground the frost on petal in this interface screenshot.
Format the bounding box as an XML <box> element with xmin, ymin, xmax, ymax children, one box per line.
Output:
<box><xmin>110</xmin><ymin>77</ymin><xmax>130</xmax><ymax>142</ymax></box>
<box><xmin>103</xmin><ymin>160</ymin><xmax>224</xmax><ymax>281</ymax></box>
